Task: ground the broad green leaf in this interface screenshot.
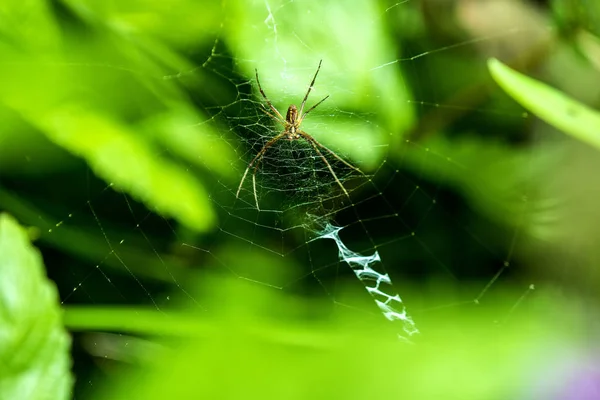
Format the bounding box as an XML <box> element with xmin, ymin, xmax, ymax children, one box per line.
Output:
<box><xmin>31</xmin><ymin>104</ymin><xmax>217</xmax><ymax>232</ymax></box>
<box><xmin>488</xmin><ymin>58</ymin><xmax>600</xmax><ymax>151</ymax></box>
<box><xmin>0</xmin><ymin>214</ymin><xmax>72</xmax><ymax>400</ymax></box>
<box><xmin>0</xmin><ymin>1</ymin><xmax>61</xmax><ymax>52</ymax></box>
<box><xmin>145</xmin><ymin>107</ymin><xmax>238</xmax><ymax>180</ymax></box>
<box><xmin>0</xmin><ymin>49</ymin><xmax>217</xmax><ymax>231</ymax></box>
<box><xmin>0</xmin><ymin>2</ymin><xmax>225</xmax><ymax>232</ymax></box>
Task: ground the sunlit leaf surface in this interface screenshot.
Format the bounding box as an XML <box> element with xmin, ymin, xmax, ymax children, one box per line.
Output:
<box><xmin>488</xmin><ymin>58</ymin><xmax>600</xmax><ymax>151</ymax></box>
<box><xmin>0</xmin><ymin>214</ymin><xmax>72</xmax><ymax>400</ymax></box>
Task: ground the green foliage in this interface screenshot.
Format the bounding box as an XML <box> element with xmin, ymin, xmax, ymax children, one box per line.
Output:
<box><xmin>488</xmin><ymin>58</ymin><xmax>600</xmax><ymax>151</ymax></box>
<box><xmin>0</xmin><ymin>0</ymin><xmax>229</xmax><ymax>232</ymax></box>
<box><xmin>35</xmin><ymin>104</ymin><xmax>216</xmax><ymax>232</ymax></box>
<box><xmin>69</xmin><ymin>276</ymin><xmax>569</xmax><ymax>400</ymax></box>
<box><xmin>1</xmin><ymin>1</ymin><xmax>599</xmax><ymax>399</ymax></box>
<box><xmin>0</xmin><ymin>214</ymin><xmax>72</xmax><ymax>399</ymax></box>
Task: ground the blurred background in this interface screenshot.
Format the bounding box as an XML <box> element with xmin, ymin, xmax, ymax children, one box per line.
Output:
<box><xmin>1</xmin><ymin>0</ymin><xmax>600</xmax><ymax>399</ymax></box>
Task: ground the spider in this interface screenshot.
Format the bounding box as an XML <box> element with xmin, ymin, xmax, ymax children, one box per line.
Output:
<box><xmin>236</xmin><ymin>60</ymin><xmax>363</xmax><ymax>210</ymax></box>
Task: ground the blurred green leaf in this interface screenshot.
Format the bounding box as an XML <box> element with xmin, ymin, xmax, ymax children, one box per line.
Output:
<box><xmin>0</xmin><ymin>213</ymin><xmax>72</xmax><ymax>400</ymax></box>
<box><xmin>0</xmin><ymin>52</ymin><xmax>217</xmax><ymax>231</ymax></box>
<box><xmin>31</xmin><ymin>104</ymin><xmax>217</xmax><ymax>232</ymax></box>
<box><xmin>551</xmin><ymin>0</ymin><xmax>600</xmax><ymax>37</ymax></box>
<box><xmin>144</xmin><ymin>106</ymin><xmax>238</xmax><ymax>179</ymax></box>
<box><xmin>0</xmin><ymin>0</ymin><xmax>225</xmax><ymax>232</ymax></box>
<box><xmin>577</xmin><ymin>30</ymin><xmax>600</xmax><ymax>73</ymax></box>
<box><xmin>61</xmin><ymin>0</ymin><xmax>223</xmax><ymax>48</ymax></box>
<box><xmin>488</xmin><ymin>58</ymin><xmax>600</xmax><ymax>151</ymax></box>
<box><xmin>403</xmin><ymin>136</ymin><xmax>560</xmax><ymax>241</ymax></box>
<box><xmin>0</xmin><ymin>1</ymin><xmax>61</xmax><ymax>51</ymax></box>
<box><xmin>85</xmin><ymin>273</ymin><xmax>575</xmax><ymax>400</ymax></box>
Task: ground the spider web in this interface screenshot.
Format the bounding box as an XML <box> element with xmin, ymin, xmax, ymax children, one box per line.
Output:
<box><xmin>0</xmin><ymin>0</ymin><xmax>559</xmax><ymax>397</ymax></box>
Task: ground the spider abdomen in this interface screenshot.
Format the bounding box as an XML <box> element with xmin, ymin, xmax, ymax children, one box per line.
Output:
<box><xmin>286</xmin><ymin>104</ymin><xmax>298</xmax><ymax>124</ymax></box>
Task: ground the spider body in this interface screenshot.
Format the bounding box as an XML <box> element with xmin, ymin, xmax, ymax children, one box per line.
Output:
<box><xmin>285</xmin><ymin>104</ymin><xmax>299</xmax><ymax>135</ymax></box>
<box><xmin>236</xmin><ymin>60</ymin><xmax>363</xmax><ymax>210</ymax></box>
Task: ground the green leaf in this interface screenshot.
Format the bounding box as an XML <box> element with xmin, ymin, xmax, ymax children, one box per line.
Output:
<box><xmin>3</xmin><ymin>102</ymin><xmax>217</xmax><ymax>232</ymax></box>
<box><xmin>86</xmin><ymin>274</ymin><xmax>573</xmax><ymax>400</ymax></box>
<box><xmin>0</xmin><ymin>214</ymin><xmax>72</xmax><ymax>400</ymax></box>
<box><xmin>577</xmin><ymin>31</ymin><xmax>600</xmax><ymax>73</ymax></box>
<box><xmin>488</xmin><ymin>58</ymin><xmax>600</xmax><ymax>151</ymax></box>
<box><xmin>38</xmin><ymin>105</ymin><xmax>217</xmax><ymax>232</ymax></box>
<box><xmin>146</xmin><ymin>107</ymin><xmax>238</xmax><ymax>180</ymax></box>
<box><xmin>0</xmin><ymin>2</ymin><xmax>220</xmax><ymax>233</ymax></box>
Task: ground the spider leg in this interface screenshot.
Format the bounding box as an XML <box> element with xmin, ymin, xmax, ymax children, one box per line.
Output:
<box><xmin>236</xmin><ymin>166</ymin><xmax>252</xmax><ymax>199</ymax></box>
<box><xmin>298</xmin><ymin>131</ymin><xmax>364</xmax><ymax>174</ymax></box>
<box><xmin>298</xmin><ymin>60</ymin><xmax>323</xmax><ymax>117</ymax></box>
<box><xmin>236</xmin><ymin>132</ymin><xmax>286</xmax><ymax>209</ymax></box>
<box><xmin>250</xmin><ymin>151</ymin><xmax>268</xmax><ymax>210</ymax></box>
<box><xmin>259</xmin><ymin>104</ymin><xmax>286</xmax><ymax>127</ymax></box>
<box><xmin>307</xmin><ymin>139</ymin><xmax>349</xmax><ymax>198</ymax></box>
<box><xmin>252</xmin><ymin>169</ymin><xmax>259</xmax><ymax>210</ymax></box>
<box><xmin>298</xmin><ymin>95</ymin><xmax>329</xmax><ymax>124</ymax></box>
<box><xmin>255</xmin><ymin>68</ymin><xmax>285</xmax><ymax>121</ymax></box>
